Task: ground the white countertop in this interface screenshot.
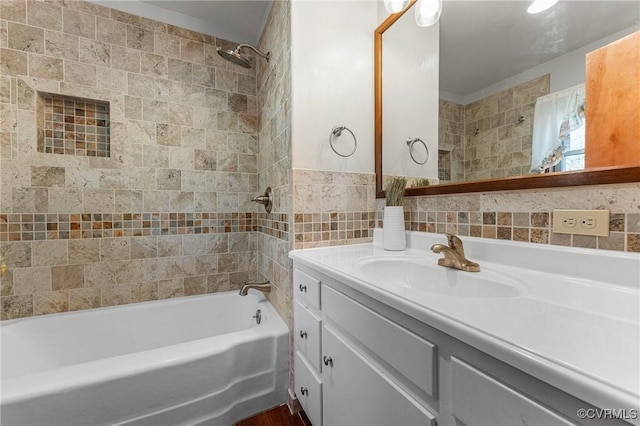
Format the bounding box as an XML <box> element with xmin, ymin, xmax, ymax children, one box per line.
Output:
<box><xmin>289</xmin><ymin>230</ymin><xmax>640</xmax><ymax>411</ymax></box>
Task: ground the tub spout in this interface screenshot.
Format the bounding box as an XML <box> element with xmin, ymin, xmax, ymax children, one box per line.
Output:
<box><xmin>239</xmin><ymin>280</ymin><xmax>271</xmax><ymax>296</ymax></box>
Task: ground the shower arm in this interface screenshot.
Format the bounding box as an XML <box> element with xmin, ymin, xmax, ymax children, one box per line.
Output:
<box><xmin>235</xmin><ymin>44</ymin><xmax>271</xmax><ymax>62</ymax></box>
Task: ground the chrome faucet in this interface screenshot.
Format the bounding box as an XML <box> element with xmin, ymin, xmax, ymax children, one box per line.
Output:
<box><xmin>430</xmin><ymin>233</ymin><xmax>480</xmax><ymax>272</ymax></box>
<box><xmin>239</xmin><ymin>280</ymin><xmax>271</xmax><ymax>296</ymax></box>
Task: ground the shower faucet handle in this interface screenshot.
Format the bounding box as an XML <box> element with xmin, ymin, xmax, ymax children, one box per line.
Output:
<box><xmin>251</xmin><ymin>187</ymin><xmax>273</xmax><ymax>213</ymax></box>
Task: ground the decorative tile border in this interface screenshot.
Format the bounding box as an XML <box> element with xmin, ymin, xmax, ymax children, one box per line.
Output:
<box><xmin>0</xmin><ymin>212</ymin><xmax>289</xmax><ymax>242</ymax></box>
<box><xmin>257</xmin><ymin>213</ymin><xmax>289</xmax><ymax>241</ymax></box>
<box><xmin>293</xmin><ymin>211</ymin><xmax>376</xmax><ymax>249</ymax></box>
<box><xmin>375</xmin><ymin>209</ymin><xmax>640</xmax><ymax>252</ymax></box>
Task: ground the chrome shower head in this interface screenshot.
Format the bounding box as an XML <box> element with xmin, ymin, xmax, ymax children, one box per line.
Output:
<box><xmin>217</xmin><ymin>48</ymin><xmax>252</xmax><ymax>68</ymax></box>
<box><xmin>217</xmin><ymin>44</ymin><xmax>270</xmax><ymax>69</ymax></box>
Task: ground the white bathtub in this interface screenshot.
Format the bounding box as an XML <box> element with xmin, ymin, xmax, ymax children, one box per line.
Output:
<box><xmin>1</xmin><ymin>291</ymin><xmax>289</xmax><ymax>426</ymax></box>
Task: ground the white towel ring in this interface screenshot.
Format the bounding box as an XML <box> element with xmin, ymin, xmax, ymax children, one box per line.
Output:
<box><xmin>329</xmin><ymin>126</ymin><xmax>357</xmax><ymax>158</ymax></box>
<box><xmin>407</xmin><ymin>137</ymin><xmax>428</xmax><ymax>165</ymax></box>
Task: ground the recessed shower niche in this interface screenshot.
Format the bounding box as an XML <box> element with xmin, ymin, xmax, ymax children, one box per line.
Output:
<box><xmin>37</xmin><ymin>93</ymin><xmax>111</xmax><ymax>158</ymax></box>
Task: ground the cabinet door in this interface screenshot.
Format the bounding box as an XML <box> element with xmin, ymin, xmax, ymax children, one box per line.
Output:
<box><xmin>321</xmin><ymin>325</ymin><xmax>435</xmax><ymax>426</ymax></box>
<box><xmin>451</xmin><ymin>357</ymin><xmax>578</xmax><ymax>426</ymax></box>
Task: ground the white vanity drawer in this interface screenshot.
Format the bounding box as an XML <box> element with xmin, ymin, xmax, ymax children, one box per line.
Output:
<box><xmin>322</xmin><ymin>285</ymin><xmax>437</xmax><ymax>398</ymax></box>
<box><xmin>295</xmin><ymin>353</ymin><xmax>322</xmax><ymax>426</ymax></box>
<box><xmin>294</xmin><ymin>300</ymin><xmax>322</xmax><ymax>372</ymax></box>
<box><xmin>294</xmin><ymin>268</ymin><xmax>321</xmax><ymax>310</ymax></box>
<box><xmin>451</xmin><ymin>357</ymin><xmax>578</xmax><ymax>426</ymax></box>
<box><xmin>322</xmin><ymin>325</ymin><xmax>436</xmax><ymax>426</ymax></box>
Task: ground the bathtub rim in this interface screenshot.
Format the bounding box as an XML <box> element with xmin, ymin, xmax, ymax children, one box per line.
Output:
<box><xmin>1</xmin><ymin>290</ymin><xmax>289</xmax><ymax>405</ymax></box>
<box><xmin>1</xmin><ymin>289</ymin><xmax>269</xmax><ymax>326</ymax></box>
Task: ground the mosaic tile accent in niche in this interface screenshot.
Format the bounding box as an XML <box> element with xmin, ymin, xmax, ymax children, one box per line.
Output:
<box><xmin>38</xmin><ymin>93</ymin><xmax>110</xmax><ymax>157</ymax></box>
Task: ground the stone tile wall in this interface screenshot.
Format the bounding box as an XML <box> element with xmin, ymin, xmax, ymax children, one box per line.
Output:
<box><xmin>292</xmin><ymin>169</ymin><xmax>377</xmax><ymax>249</ymax></box>
<box><xmin>256</xmin><ymin>0</ymin><xmax>292</xmax><ymax>328</ymax></box>
<box><xmin>438</xmin><ymin>99</ymin><xmax>464</xmax><ymax>182</ymax></box>
<box><xmin>376</xmin><ymin>183</ymin><xmax>640</xmax><ymax>253</ymax></box>
<box><xmin>0</xmin><ymin>0</ymin><xmax>261</xmax><ymax>319</ymax></box>
<box><xmin>438</xmin><ymin>75</ymin><xmax>550</xmax><ymax>182</ymax></box>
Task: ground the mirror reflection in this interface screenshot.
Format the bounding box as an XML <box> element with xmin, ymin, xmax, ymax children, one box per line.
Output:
<box><xmin>383</xmin><ymin>1</ymin><xmax>639</xmax><ymax>186</ymax></box>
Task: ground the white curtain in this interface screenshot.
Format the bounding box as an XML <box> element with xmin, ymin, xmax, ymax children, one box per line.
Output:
<box><xmin>530</xmin><ymin>84</ymin><xmax>586</xmax><ymax>173</ymax></box>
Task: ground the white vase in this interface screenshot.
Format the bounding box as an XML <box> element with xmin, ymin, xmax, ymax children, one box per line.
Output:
<box><xmin>383</xmin><ymin>206</ymin><xmax>406</xmax><ymax>251</ymax></box>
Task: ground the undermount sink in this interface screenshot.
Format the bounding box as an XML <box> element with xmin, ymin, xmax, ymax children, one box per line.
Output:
<box><xmin>355</xmin><ymin>256</ymin><xmax>521</xmax><ymax>298</ymax></box>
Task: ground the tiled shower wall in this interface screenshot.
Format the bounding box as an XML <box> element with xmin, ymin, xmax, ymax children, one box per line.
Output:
<box><xmin>0</xmin><ymin>0</ymin><xmax>261</xmax><ymax>319</ymax></box>
<box><xmin>256</xmin><ymin>0</ymin><xmax>293</xmax><ymax>327</ymax></box>
<box><xmin>438</xmin><ymin>75</ymin><xmax>550</xmax><ymax>182</ymax></box>
<box><xmin>438</xmin><ymin>99</ymin><xmax>464</xmax><ymax>182</ymax></box>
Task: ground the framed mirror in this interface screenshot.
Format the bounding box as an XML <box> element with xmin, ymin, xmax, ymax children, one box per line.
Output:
<box><xmin>375</xmin><ymin>1</ymin><xmax>640</xmax><ymax>198</ymax></box>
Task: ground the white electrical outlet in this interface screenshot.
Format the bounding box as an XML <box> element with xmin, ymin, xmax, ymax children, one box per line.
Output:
<box><xmin>552</xmin><ymin>209</ymin><xmax>610</xmax><ymax>237</ymax></box>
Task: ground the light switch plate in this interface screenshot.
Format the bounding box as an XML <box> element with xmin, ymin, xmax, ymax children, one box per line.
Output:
<box><xmin>552</xmin><ymin>209</ymin><xmax>610</xmax><ymax>237</ymax></box>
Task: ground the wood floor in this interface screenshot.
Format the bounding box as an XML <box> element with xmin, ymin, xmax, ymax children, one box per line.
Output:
<box><xmin>235</xmin><ymin>405</ymin><xmax>311</xmax><ymax>426</ymax></box>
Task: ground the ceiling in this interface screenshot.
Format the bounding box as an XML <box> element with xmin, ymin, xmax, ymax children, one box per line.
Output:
<box><xmin>142</xmin><ymin>0</ymin><xmax>272</xmax><ymax>44</ymax></box>
<box><xmin>98</xmin><ymin>0</ymin><xmax>639</xmax><ymax>94</ymax></box>
<box><xmin>93</xmin><ymin>0</ymin><xmax>273</xmax><ymax>45</ymax></box>
<box><xmin>439</xmin><ymin>1</ymin><xmax>640</xmax><ymax>97</ymax></box>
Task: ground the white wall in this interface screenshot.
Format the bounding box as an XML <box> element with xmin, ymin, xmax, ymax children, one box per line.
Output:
<box><xmin>381</xmin><ymin>8</ymin><xmax>439</xmax><ymax>179</ymax></box>
<box><xmin>291</xmin><ymin>0</ymin><xmax>377</xmax><ymax>173</ymax></box>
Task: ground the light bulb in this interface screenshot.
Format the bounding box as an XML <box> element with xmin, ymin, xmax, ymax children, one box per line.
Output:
<box><xmin>527</xmin><ymin>0</ymin><xmax>559</xmax><ymax>14</ymax></box>
<box><xmin>415</xmin><ymin>0</ymin><xmax>442</xmax><ymax>27</ymax></box>
<box><xmin>384</xmin><ymin>0</ymin><xmax>410</xmax><ymax>13</ymax></box>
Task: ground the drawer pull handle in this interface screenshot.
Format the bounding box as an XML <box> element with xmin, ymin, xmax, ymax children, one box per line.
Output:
<box><xmin>300</xmin><ymin>386</ymin><xmax>308</xmax><ymax>396</ymax></box>
<box><xmin>299</xmin><ymin>330</ymin><xmax>307</xmax><ymax>339</ymax></box>
<box><xmin>323</xmin><ymin>356</ymin><xmax>333</xmax><ymax>367</ymax></box>
<box><xmin>299</xmin><ymin>284</ymin><xmax>307</xmax><ymax>292</ymax></box>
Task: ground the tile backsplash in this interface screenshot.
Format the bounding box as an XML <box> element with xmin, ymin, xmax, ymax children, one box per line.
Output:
<box><xmin>377</xmin><ymin>183</ymin><xmax>640</xmax><ymax>253</ymax></box>
<box><xmin>286</xmin><ymin>170</ymin><xmax>640</xmax><ymax>254</ymax></box>
<box><xmin>292</xmin><ymin>169</ymin><xmax>377</xmax><ymax>250</ymax></box>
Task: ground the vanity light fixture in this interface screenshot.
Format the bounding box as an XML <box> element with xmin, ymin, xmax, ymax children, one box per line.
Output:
<box><xmin>384</xmin><ymin>0</ymin><xmax>410</xmax><ymax>13</ymax></box>
<box><xmin>527</xmin><ymin>0</ymin><xmax>559</xmax><ymax>14</ymax></box>
<box><xmin>415</xmin><ymin>0</ymin><xmax>443</xmax><ymax>27</ymax></box>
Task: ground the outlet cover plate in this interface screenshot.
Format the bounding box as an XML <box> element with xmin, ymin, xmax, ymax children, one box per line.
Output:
<box><xmin>552</xmin><ymin>209</ymin><xmax>610</xmax><ymax>237</ymax></box>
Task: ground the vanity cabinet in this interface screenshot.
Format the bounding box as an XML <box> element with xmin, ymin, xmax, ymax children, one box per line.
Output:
<box><xmin>294</xmin><ymin>266</ymin><xmax>437</xmax><ymax>426</ymax></box>
<box><xmin>293</xmin><ymin>269</ymin><xmax>323</xmax><ymax>426</ymax></box>
<box><xmin>293</xmin><ymin>263</ymin><xmax>631</xmax><ymax>426</ymax></box>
